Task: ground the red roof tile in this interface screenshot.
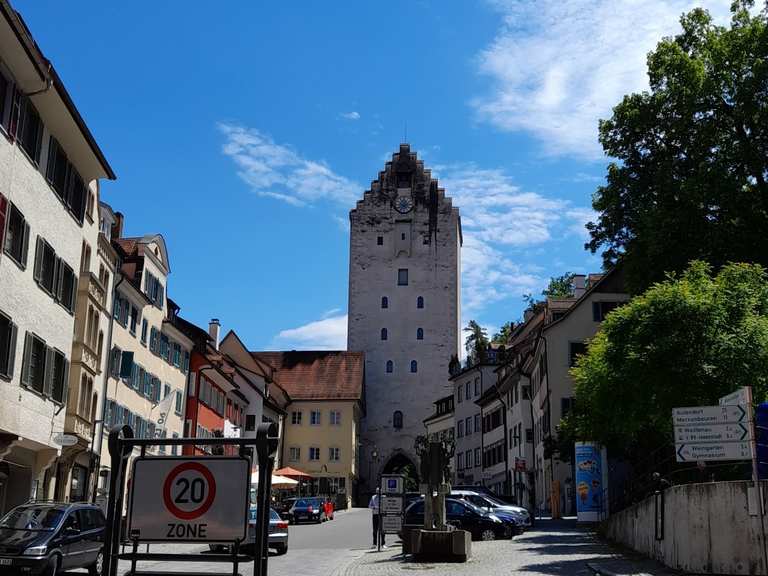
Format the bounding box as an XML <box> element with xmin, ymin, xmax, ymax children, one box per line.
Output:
<box><xmin>251</xmin><ymin>351</ymin><xmax>364</xmax><ymax>401</ymax></box>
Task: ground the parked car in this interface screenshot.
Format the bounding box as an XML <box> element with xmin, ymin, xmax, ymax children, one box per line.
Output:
<box><xmin>451</xmin><ymin>490</ymin><xmax>532</xmax><ymax>528</ymax></box>
<box><xmin>0</xmin><ymin>501</ymin><xmax>105</xmax><ymax>575</ymax></box>
<box><xmin>287</xmin><ymin>497</ymin><xmax>328</xmax><ymax>524</ymax></box>
<box><xmin>402</xmin><ymin>497</ymin><xmax>513</xmax><ymax>541</ymax></box>
<box><xmin>275</xmin><ymin>497</ymin><xmax>297</xmax><ymax>520</ymax></box>
<box><xmin>209</xmin><ymin>506</ymin><xmax>288</xmax><ymax>556</ymax></box>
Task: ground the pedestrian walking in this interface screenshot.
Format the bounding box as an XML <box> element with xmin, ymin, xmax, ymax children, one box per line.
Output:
<box><xmin>368</xmin><ymin>488</ymin><xmax>386</xmax><ymax>548</ymax></box>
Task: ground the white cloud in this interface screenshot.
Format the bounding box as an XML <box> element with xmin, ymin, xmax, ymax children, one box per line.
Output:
<box><xmin>219</xmin><ymin>122</ymin><xmax>360</xmax><ymax>206</ymax></box>
<box><xmin>473</xmin><ymin>0</ymin><xmax>733</xmax><ymax>158</ymax></box>
<box><xmin>332</xmin><ymin>214</ymin><xmax>350</xmax><ymax>232</ymax></box>
<box><xmin>340</xmin><ymin>111</ymin><xmax>361</xmax><ymax>120</ymax></box>
<box><xmin>273</xmin><ymin>313</ymin><xmax>348</xmax><ymax>350</ymax></box>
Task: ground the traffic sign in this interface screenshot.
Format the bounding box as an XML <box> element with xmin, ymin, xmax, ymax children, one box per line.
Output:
<box><xmin>382</xmin><ymin>495</ymin><xmax>403</xmax><ymax>514</ymax></box>
<box><xmin>672</xmin><ymin>405</ymin><xmax>749</xmax><ymax>426</ymax></box>
<box><xmin>381</xmin><ymin>475</ymin><xmax>404</xmax><ymax>494</ymax></box>
<box><xmin>674</xmin><ymin>423</ymin><xmax>752</xmax><ymax>444</ymax></box>
<box><xmin>720</xmin><ymin>387</ymin><xmax>749</xmax><ymax>406</ymax></box>
<box><xmin>675</xmin><ymin>442</ymin><xmax>752</xmax><ymax>462</ymax></box>
<box><xmin>382</xmin><ymin>515</ymin><xmax>402</xmax><ymax>532</ymax></box>
<box><xmin>129</xmin><ymin>457</ymin><xmax>249</xmax><ymax>542</ymax></box>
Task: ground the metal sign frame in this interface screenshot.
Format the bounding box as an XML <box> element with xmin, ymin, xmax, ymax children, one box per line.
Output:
<box><xmin>102</xmin><ymin>423</ymin><xmax>279</xmax><ymax>576</ymax></box>
<box><xmin>127</xmin><ymin>455</ymin><xmax>250</xmax><ymax>543</ymax></box>
<box><xmin>378</xmin><ymin>474</ymin><xmax>405</xmax><ymax>549</ymax></box>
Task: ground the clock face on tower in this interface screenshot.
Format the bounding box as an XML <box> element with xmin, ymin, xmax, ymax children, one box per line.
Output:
<box><xmin>394</xmin><ymin>194</ymin><xmax>414</xmax><ymax>214</ymax></box>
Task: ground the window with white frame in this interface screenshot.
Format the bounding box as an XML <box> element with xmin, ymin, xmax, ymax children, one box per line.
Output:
<box><xmin>330</xmin><ymin>410</ymin><xmax>341</xmax><ymax>425</ymax></box>
<box><xmin>309</xmin><ymin>447</ymin><xmax>320</xmax><ymax>461</ymax></box>
<box><xmin>328</xmin><ymin>447</ymin><xmax>340</xmax><ymax>461</ymax></box>
<box><xmin>291</xmin><ymin>411</ymin><xmax>302</xmax><ymax>425</ymax></box>
<box><xmin>289</xmin><ymin>446</ymin><xmax>301</xmax><ymax>461</ymax></box>
<box><xmin>310</xmin><ymin>410</ymin><xmax>321</xmax><ymax>425</ymax></box>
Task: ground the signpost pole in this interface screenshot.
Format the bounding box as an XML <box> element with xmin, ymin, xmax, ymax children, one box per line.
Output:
<box><xmin>103</xmin><ymin>425</ymin><xmax>133</xmax><ymax>576</ymax></box>
<box><xmin>377</xmin><ymin>474</ymin><xmax>381</xmax><ymax>553</ymax></box>
<box><xmin>253</xmin><ymin>423</ymin><xmax>279</xmax><ymax>576</ymax></box>
<box><xmin>747</xmin><ymin>387</ymin><xmax>762</xmax><ymax>512</ymax></box>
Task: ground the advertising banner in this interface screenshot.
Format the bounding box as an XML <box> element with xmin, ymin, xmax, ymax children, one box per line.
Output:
<box><xmin>575</xmin><ymin>442</ymin><xmax>607</xmax><ymax>522</ymax></box>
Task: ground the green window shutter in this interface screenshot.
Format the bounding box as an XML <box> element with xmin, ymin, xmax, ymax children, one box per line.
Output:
<box><xmin>58</xmin><ymin>357</ymin><xmax>69</xmax><ymax>404</ymax></box>
<box><xmin>43</xmin><ymin>346</ymin><xmax>54</xmax><ymax>397</ymax></box>
<box><xmin>5</xmin><ymin>322</ymin><xmax>17</xmax><ymax>379</ymax></box>
<box><xmin>20</xmin><ymin>222</ymin><xmax>29</xmax><ymax>269</ymax></box>
<box><xmin>33</xmin><ymin>236</ymin><xmax>43</xmax><ymax>283</ymax></box>
<box><xmin>20</xmin><ymin>331</ymin><xmax>31</xmax><ymax>386</ymax></box>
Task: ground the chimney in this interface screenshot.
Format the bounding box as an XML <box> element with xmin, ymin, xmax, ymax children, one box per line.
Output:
<box><xmin>572</xmin><ymin>274</ymin><xmax>587</xmax><ymax>298</ymax></box>
<box><xmin>112</xmin><ymin>212</ymin><xmax>124</xmax><ymax>239</ymax></box>
<box><xmin>209</xmin><ymin>318</ymin><xmax>221</xmax><ymax>350</ymax></box>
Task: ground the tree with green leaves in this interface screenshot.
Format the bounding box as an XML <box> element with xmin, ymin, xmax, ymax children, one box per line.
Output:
<box><xmin>587</xmin><ymin>3</ymin><xmax>768</xmax><ymax>294</ymax></box>
<box><xmin>524</xmin><ymin>272</ymin><xmax>576</xmax><ymax>311</ymax></box>
<box><xmin>463</xmin><ymin>320</ymin><xmax>489</xmax><ymax>365</ymax></box>
<box><xmin>564</xmin><ymin>261</ymin><xmax>768</xmax><ymax>462</ymax></box>
<box><xmin>492</xmin><ymin>321</ymin><xmax>516</xmax><ymax>345</ymax></box>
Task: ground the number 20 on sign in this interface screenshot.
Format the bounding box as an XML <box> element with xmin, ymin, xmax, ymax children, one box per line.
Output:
<box><xmin>129</xmin><ymin>457</ymin><xmax>249</xmax><ymax>542</ymax></box>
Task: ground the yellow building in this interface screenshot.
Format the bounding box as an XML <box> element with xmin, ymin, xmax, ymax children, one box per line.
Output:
<box><xmin>252</xmin><ymin>352</ymin><xmax>364</xmax><ymax>508</ymax></box>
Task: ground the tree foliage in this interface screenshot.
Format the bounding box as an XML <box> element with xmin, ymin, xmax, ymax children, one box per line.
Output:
<box><xmin>524</xmin><ymin>272</ymin><xmax>575</xmax><ymax>311</ymax></box>
<box><xmin>587</xmin><ymin>3</ymin><xmax>768</xmax><ymax>294</ymax></box>
<box><xmin>492</xmin><ymin>321</ymin><xmax>516</xmax><ymax>345</ymax></box>
<box><xmin>564</xmin><ymin>261</ymin><xmax>768</xmax><ymax>459</ymax></box>
<box><xmin>463</xmin><ymin>320</ymin><xmax>489</xmax><ymax>364</ymax></box>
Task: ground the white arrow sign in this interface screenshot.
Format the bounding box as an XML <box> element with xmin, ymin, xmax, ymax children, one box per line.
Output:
<box><xmin>674</xmin><ymin>423</ymin><xmax>752</xmax><ymax>444</ymax></box>
<box><xmin>672</xmin><ymin>405</ymin><xmax>749</xmax><ymax>426</ymax></box>
<box><xmin>675</xmin><ymin>441</ymin><xmax>751</xmax><ymax>463</ymax></box>
<box><xmin>719</xmin><ymin>387</ymin><xmax>749</xmax><ymax>406</ymax></box>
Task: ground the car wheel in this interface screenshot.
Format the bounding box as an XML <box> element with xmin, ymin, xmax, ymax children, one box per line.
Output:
<box><xmin>88</xmin><ymin>549</ymin><xmax>104</xmax><ymax>576</ymax></box>
<box><xmin>47</xmin><ymin>554</ymin><xmax>60</xmax><ymax>576</ymax></box>
<box><xmin>480</xmin><ymin>528</ymin><xmax>496</xmax><ymax>541</ymax></box>
<box><xmin>275</xmin><ymin>544</ymin><xmax>288</xmax><ymax>555</ymax></box>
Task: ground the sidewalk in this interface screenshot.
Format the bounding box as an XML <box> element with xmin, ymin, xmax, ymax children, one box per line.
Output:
<box><xmin>332</xmin><ymin>519</ymin><xmax>681</xmax><ymax>576</ymax></box>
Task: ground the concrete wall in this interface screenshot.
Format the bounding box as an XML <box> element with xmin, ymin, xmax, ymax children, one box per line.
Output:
<box><xmin>603</xmin><ymin>481</ymin><xmax>767</xmax><ymax>575</ymax></box>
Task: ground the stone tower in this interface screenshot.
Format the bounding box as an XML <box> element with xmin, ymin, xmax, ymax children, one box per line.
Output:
<box><xmin>348</xmin><ymin>144</ymin><xmax>461</xmax><ymax>492</ymax></box>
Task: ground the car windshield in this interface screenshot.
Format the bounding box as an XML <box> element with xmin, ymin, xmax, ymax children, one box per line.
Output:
<box><xmin>0</xmin><ymin>506</ymin><xmax>66</xmax><ymax>530</ymax></box>
<box><xmin>457</xmin><ymin>500</ymin><xmax>485</xmax><ymax>515</ymax></box>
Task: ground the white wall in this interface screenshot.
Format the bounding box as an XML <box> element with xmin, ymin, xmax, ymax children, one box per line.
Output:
<box><xmin>604</xmin><ymin>481</ymin><xmax>767</xmax><ymax>575</ymax></box>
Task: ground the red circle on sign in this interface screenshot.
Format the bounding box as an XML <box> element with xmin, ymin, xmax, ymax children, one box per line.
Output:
<box><xmin>162</xmin><ymin>462</ymin><xmax>217</xmax><ymax>520</ymax></box>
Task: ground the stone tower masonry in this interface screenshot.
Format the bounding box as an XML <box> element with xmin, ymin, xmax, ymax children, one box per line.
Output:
<box><xmin>348</xmin><ymin>144</ymin><xmax>461</xmax><ymax>493</ymax></box>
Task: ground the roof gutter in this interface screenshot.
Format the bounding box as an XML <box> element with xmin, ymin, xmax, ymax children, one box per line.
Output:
<box><xmin>0</xmin><ymin>0</ymin><xmax>116</xmax><ymax>180</ymax></box>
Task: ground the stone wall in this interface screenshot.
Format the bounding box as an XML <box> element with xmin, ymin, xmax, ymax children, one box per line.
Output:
<box><xmin>603</xmin><ymin>480</ymin><xmax>767</xmax><ymax>575</ymax></box>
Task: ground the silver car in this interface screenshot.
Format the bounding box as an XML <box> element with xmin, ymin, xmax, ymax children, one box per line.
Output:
<box><xmin>208</xmin><ymin>507</ymin><xmax>288</xmax><ymax>556</ymax></box>
<box><xmin>451</xmin><ymin>490</ymin><xmax>532</xmax><ymax>528</ymax></box>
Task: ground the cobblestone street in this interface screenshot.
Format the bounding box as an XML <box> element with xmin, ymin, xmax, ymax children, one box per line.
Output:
<box><xmin>56</xmin><ymin>511</ymin><xmax>675</xmax><ymax>576</ymax></box>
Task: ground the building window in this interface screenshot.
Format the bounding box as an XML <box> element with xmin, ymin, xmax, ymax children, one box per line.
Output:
<box><xmin>457</xmin><ymin>384</ymin><xmax>463</xmax><ymax>403</ymax></box>
<box><xmin>21</xmin><ymin>333</ymin><xmax>47</xmax><ymax>394</ymax></box>
<box><xmin>457</xmin><ymin>420</ymin><xmax>464</xmax><ymax>438</ymax></box>
<box><xmin>526</xmin><ymin>428</ymin><xmax>533</xmax><ymax>443</ymax></box>
<box><xmin>129</xmin><ymin>307</ymin><xmax>138</xmax><ymax>336</ymax></box>
<box><xmin>381</xmin><ymin>296</ymin><xmax>388</xmax><ymax>309</ymax></box>
<box><xmin>329</xmin><ymin>447</ymin><xmax>340</xmax><ymax>461</ymax></box>
<box><xmin>397</xmin><ymin>269</ymin><xmax>408</xmax><ymax>286</ymax></box>
<box><xmin>474</xmin><ymin>448</ymin><xmax>481</xmax><ymax>467</ymax></box>
<box><xmin>416</xmin><ymin>328</ymin><xmax>423</xmax><ymax>340</ymax></box>
<box><xmin>0</xmin><ymin>310</ymin><xmax>18</xmax><ymax>380</ymax></box>
<box><xmin>561</xmin><ymin>397</ymin><xmax>575</xmax><ymax>418</ymax></box>
<box><xmin>417</xmin><ymin>296</ymin><xmax>424</xmax><ymax>309</ymax></box>
<box><xmin>377</xmin><ymin>236</ymin><xmax>383</xmax><ymax>246</ymax></box>
<box><xmin>465</xmin><ymin>416</ymin><xmax>472</xmax><ymax>436</ymax></box>
<box><xmin>465</xmin><ymin>450</ymin><xmax>472</xmax><ymax>469</ymax></box>
<box><xmin>569</xmin><ymin>342</ymin><xmax>587</xmax><ymax>367</ymax></box>
<box><xmin>457</xmin><ymin>452</ymin><xmax>463</xmax><ymax>470</ymax></box>
<box><xmin>140</xmin><ymin>320</ymin><xmax>148</xmax><ymax>345</ymax></box>
<box><xmin>410</xmin><ymin>360</ymin><xmax>417</xmax><ymax>373</ymax></box>
<box><xmin>380</xmin><ymin>328</ymin><xmax>388</xmax><ymax>341</ymax></box>
<box><xmin>310</xmin><ymin>410</ymin><xmax>321</xmax><ymax>425</ymax></box>
<box><xmin>330</xmin><ymin>410</ymin><xmax>341</xmax><ymax>425</ymax></box>
<box><xmin>289</xmin><ymin>447</ymin><xmax>301</xmax><ymax>462</ymax></box>
<box><xmin>34</xmin><ymin>237</ymin><xmax>56</xmax><ymax>295</ymax></box>
<box><xmin>174</xmin><ymin>390</ymin><xmax>183</xmax><ymax>415</ymax></box>
<box><xmin>465</xmin><ymin>383</ymin><xmax>470</xmax><ymax>400</ymax></box>
<box><xmin>393</xmin><ymin>410</ymin><xmax>403</xmax><ymax>429</ymax></box>
<box><xmin>593</xmin><ymin>301</ymin><xmax>621</xmax><ymax>322</ymax></box>
<box><xmin>474</xmin><ymin>414</ymin><xmax>481</xmax><ymax>434</ymax></box>
<box><xmin>18</xmin><ymin>96</ymin><xmax>42</xmax><ymax>164</ymax></box>
<box><xmin>309</xmin><ymin>447</ymin><xmax>320</xmax><ymax>461</ymax></box>
<box><xmin>474</xmin><ymin>378</ymin><xmax>480</xmax><ymax>396</ymax></box>
<box><xmin>3</xmin><ymin>202</ymin><xmax>29</xmax><ymax>268</ymax></box>
<box><xmin>386</xmin><ymin>360</ymin><xmax>393</xmax><ymax>374</ymax></box>
<box><xmin>291</xmin><ymin>411</ymin><xmax>302</xmax><ymax>425</ymax></box>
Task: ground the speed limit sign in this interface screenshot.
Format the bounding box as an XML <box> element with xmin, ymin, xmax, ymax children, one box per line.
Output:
<box><xmin>128</xmin><ymin>457</ymin><xmax>249</xmax><ymax>542</ymax></box>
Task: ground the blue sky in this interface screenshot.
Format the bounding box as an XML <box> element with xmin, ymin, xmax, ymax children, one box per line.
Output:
<box><xmin>16</xmin><ymin>0</ymin><xmax>732</xmax><ymax>350</ymax></box>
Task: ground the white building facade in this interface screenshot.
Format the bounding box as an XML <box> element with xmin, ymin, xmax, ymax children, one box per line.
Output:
<box><xmin>0</xmin><ymin>4</ymin><xmax>115</xmax><ymax>514</ymax></box>
<box><xmin>348</xmin><ymin>144</ymin><xmax>461</xmax><ymax>492</ymax></box>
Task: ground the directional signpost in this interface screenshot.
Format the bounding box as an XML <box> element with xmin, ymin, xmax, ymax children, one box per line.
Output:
<box><xmin>673</xmin><ymin>391</ymin><xmax>754</xmax><ymax>464</ymax></box>
<box><xmin>379</xmin><ymin>474</ymin><xmax>405</xmax><ymax>551</ymax></box>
